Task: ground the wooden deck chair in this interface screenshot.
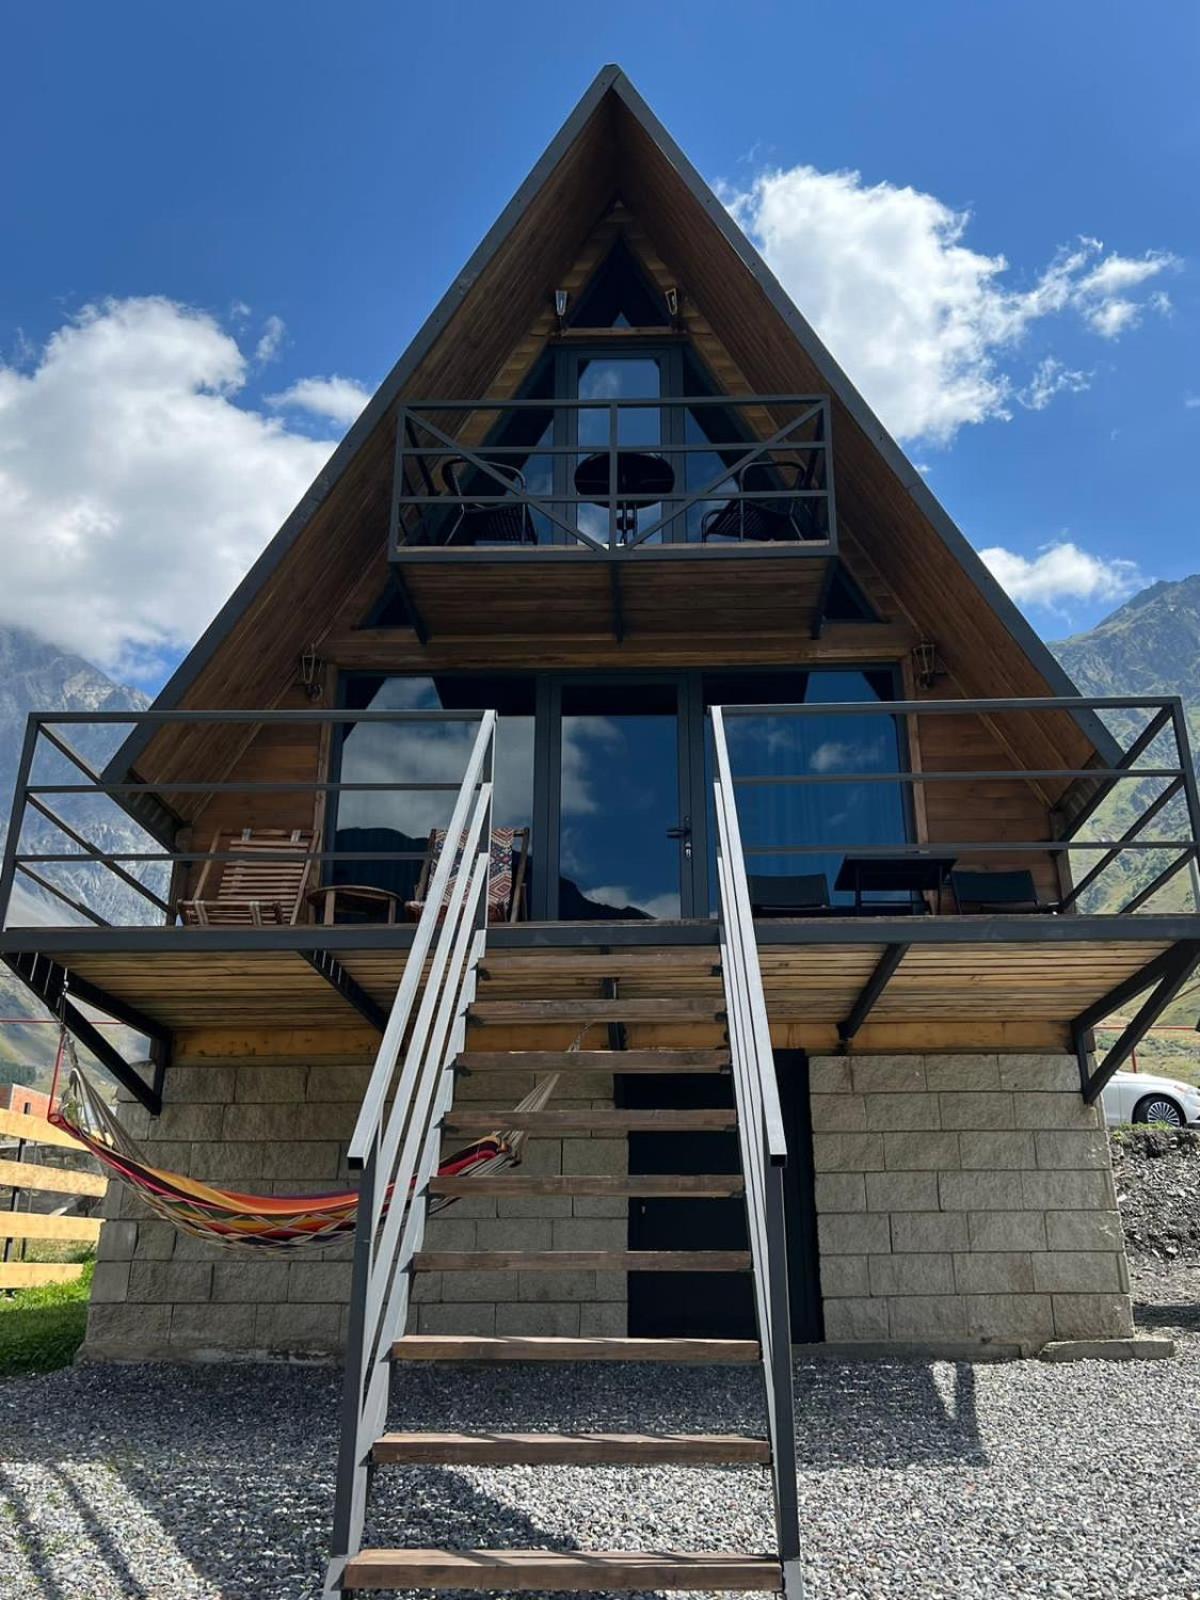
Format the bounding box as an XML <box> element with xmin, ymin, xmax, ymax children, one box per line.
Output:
<box><xmin>407</xmin><ymin>826</ymin><xmax>530</xmax><ymax>923</ymax></box>
<box><xmin>179</xmin><ymin>828</ymin><xmax>317</xmax><ymax>927</ymax></box>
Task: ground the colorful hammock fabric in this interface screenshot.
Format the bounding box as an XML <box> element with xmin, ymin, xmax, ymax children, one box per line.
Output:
<box><xmin>48</xmin><ymin>1031</ymin><xmax>559</xmax><ymax>1255</ymax></box>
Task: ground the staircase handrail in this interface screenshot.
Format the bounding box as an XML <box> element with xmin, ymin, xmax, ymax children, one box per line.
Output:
<box><xmin>327</xmin><ymin>710</ymin><xmax>496</xmax><ymax>1595</ymax></box>
<box><xmin>711</xmin><ymin>704</ymin><xmax>804</xmax><ymax>1599</ymax></box>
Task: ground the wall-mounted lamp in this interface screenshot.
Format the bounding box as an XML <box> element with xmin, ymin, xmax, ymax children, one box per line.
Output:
<box><xmin>664</xmin><ymin>285</ymin><xmax>680</xmax><ymax>326</ymax></box>
<box><xmin>298</xmin><ymin>645</ymin><xmax>324</xmax><ymax>701</ymax></box>
<box><xmin>911</xmin><ymin>640</ymin><xmax>944</xmax><ymax>692</ymax></box>
<box><xmin>554</xmin><ymin>289</ymin><xmax>569</xmax><ymax>330</ymax></box>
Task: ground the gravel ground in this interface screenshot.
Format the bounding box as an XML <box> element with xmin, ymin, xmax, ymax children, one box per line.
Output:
<box><xmin>3</xmin><ymin>1281</ymin><xmax>1200</xmax><ymax>1600</ymax></box>
<box><xmin>1113</xmin><ymin>1127</ymin><xmax>1200</xmax><ymax>1266</ymax></box>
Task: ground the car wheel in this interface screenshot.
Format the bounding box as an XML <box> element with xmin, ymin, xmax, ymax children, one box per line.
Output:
<box><xmin>1132</xmin><ymin>1094</ymin><xmax>1186</xmax><ymax>1128</ymax></box>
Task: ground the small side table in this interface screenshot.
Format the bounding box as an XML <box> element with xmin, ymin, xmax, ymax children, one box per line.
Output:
<box><xmin>834</xmin><ymin>855</ymin><xmax>957</xmax><ymax>916</ymax></box>
<box><xmin>306</xmin><ymin>884</ymin><xmax>400</xmax><ymax>926</ymax></box>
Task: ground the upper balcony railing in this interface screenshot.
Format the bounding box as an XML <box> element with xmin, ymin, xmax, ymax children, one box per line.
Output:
<box><xmin>389</xmin><ymin>394</ymin><xmax>836</xmax><ymax>555</ymax></box>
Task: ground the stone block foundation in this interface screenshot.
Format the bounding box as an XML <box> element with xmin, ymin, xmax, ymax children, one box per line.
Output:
<box><xmin>84</xmin><ymin>1045</ymin><xmax>1131</xmax><ymax>1360</ymax></box>
<box><xmin>811</xmin><ymin>1053</ymin><xmax>1133</xmax><ymax>1349</ymax></box>
<box><xmin>82</xmin><ymin>1049</ymin><xmax>628</xmax><ymax>1360</ymax></box>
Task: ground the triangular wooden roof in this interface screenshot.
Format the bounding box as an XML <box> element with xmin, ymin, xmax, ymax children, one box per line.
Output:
<box><xmin>115</xmin><ymin>63</ymin><xmax>1111</xmax><ymax>789</ymax></box>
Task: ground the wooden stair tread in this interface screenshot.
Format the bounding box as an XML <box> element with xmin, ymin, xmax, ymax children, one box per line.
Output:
<box><xmin>414</xmin><ymin>1250</ymin><xmax>752</xmax><ymax>1272</ymax></box>
<box><xmin>469</xmin><ymin>999</ymin><xmax>725</xmax><ymax>1022</ymax></box>
<box><xmin>371</xmin><ymin>1431</ymin><xmax>770</xmax><ymax>1465</ymax></box>
<box><xmin>390</xmin><ymin>1335</ymin><xmax>761</xmax><ymax>1363</ymax></box>
<box><xmin>341</xmin><ymin>1548</ymin><xmax>783</xmax><ymax>1592</ymax></box>
<box><xmin>429</xmin><ymin>1173</ymin><xmax>744</xmax><ymax>1199</ymax></box>
<box><xmin>443</xmin><ymin>1109</ymin><xmax>736</xmax><ymax>1133</ymax></box>
<box><xmin>457</xmin><ymin>1049</ymin><xmax>730</xmax><ymax>1072</ymax></box>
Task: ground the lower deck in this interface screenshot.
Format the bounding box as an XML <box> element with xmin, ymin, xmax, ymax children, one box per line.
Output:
<box><xmin>6</xmin><ymin>915</ymin><xmax>1194</xmax><ymax>1059</ymax></box>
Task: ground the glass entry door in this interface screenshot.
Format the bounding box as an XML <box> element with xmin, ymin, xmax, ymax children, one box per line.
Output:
<box><xmin>551</xmin><ymin>678</ymin><xmax>697</xmax><ymax>920</ymax></box>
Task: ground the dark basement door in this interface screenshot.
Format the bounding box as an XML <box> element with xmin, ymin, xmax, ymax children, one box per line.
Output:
<box><xmin>620</xmin><ymin>1050</ymin><xmax>823</xmax><ymax>1341</ymax></box>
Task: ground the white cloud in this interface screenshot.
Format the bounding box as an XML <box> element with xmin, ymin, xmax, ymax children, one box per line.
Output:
<box><xmin>979</xmin><ymin>540</ymin><xmax>1143</xmax><ymax>611</ymax></box>
<box><xmin>0</xmin><ymin>297</ymin><xmax>347</xmax><ymax>684</ymax></box>
<box><xmin>269</xmin><ymin>374</ymin><xmax>371</xmax><ymax>427</ymax></box>
<box><xmin>808</xmin><ymin>737</ymin><xmax>887</xmax><ymax>773</ymax></box>
<box><xmin>254</xmin><ymin>313</ymin><xmax>286</xmax><ymax>364</ymax></box>
<box><xmin>1017</xmin><ymin>357</ymin><xmax>1092</xmax><ymax>412</ymax></box>
<box><xmin>724</xmin><ymin>166</ymin><xmax>1176</xmax><ymax>443</ymax></box>
<box><xmin>1185</xmin><ymin>393</ymin><xmax>1200</xmax><ymax>409</ymax></box>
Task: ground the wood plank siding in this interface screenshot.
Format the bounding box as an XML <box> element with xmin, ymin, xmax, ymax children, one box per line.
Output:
<box><xmin>114</xmin><ymin>80</ymin><xmax>1102</xmax><ymax>810</ymax></box>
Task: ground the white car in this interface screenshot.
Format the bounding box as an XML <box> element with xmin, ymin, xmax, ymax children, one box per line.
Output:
<box><xmin>1101</xmin><ymin>1069</ymin><xmax>1200</xmax><ymax>1129</ymax></box>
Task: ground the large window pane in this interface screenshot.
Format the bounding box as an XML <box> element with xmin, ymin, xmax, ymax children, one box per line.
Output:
<box><xmin>334</xmin><ymin>676</ymin><xmax>534</xmax><ymax>909</ymax></box>
<box><xmin>706</xmin><ymin>670</ymin><xmax>908</xmax><ymax>909</ymax></box>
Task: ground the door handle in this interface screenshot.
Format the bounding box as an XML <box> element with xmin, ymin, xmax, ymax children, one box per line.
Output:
<box><xmin>666</xmin><ymin>818</ymin><xmax>693</xmax><ymax>859</ymax></box>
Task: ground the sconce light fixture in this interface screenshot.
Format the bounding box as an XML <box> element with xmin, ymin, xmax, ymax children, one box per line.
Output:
<box><xmin>554</xmin><ymin>289</ymin><xmax>569</xmax><ymax>328</ymax></box>
<box><xmin>298</xmin><ymin>645</ymin><xmax>324</xmax><ymax>701</ymax></box>
<box><xmin>911</xmin><ymin>640</ymin><xmax>944</xmax><ymax>692</ymax></box>
<box><xmin>665</xmin><ymin>286</ymin><xmax>680</xmax><ymax>325</ymax></box>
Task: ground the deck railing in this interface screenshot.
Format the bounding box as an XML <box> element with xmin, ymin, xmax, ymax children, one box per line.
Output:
<box><xmin>710</xmin><ymin>706</ymin><xmax>804</xmax><ymax>1599</ymax></box>
<box><xmin>325</xmin><ymin>711</ymin><xmax>495</xmax><ymax>1595</ymax></box>
<box><xmin>716</xmin><ymin>695</ymin><xmax>1200</xmax><ymax>918</ymax></box>
<box><xmin>2</xmin><ymin>695</ymin><xmax>1197</xmax><ymax>936</ymax></box>
<box><xmin>390</xmin><ymin>394</ymin><xmax>836</xmax><ymax>553</ymax></box>
<box><xmin>0</xmin><ymin>707</ymin><xmax>490</xmax><ymax>934</ymax></box>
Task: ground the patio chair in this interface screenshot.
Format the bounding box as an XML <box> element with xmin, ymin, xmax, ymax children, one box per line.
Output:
<box><xmin>179</xmin><ymin>827</ymin><xmax>317</xmax><ymax>927</ymax></box>
<box><xmin>407</xmin><ymin>826</ymin><xmax>530</xmax><ymax>923</ymax></box>
<box><xmin>440</xmin><ymin>456</ymin><xmax>536</xmax><ymax>546</ymax></box>
<box><xmin>700</xmin><ymin>460</ymin><xmax>824</xmax><ymax>543</ymax></box>
<box><xmin>948</xmin><ymin>868</ymin><xmax>1055</xmax><ymax>914</ymax></box>
<box><xmin>747</xmin><ymin>872</ymin><xmax>832</xmax><ymax>917</ymax></box>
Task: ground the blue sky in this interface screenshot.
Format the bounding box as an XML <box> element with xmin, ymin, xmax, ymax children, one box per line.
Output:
<box><xmin>1</xmin><ymin>1</ymin><xmax>1197</xmax><ymax>688</ymax></box>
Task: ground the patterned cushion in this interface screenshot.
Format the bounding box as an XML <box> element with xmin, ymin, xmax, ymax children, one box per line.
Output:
<box><xmin>408</xmin><ymin>826</ymin><xmax>519</xmax><ymax>922</ymax></box>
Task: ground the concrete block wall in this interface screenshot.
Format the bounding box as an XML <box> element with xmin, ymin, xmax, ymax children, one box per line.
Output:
<box><xmin>84</xmin><ymin>1053</ymin><xmax>629</xmax><ymax>1359</ymax></box>
<box><xmin>416</xmin><ymin>1063</ymin><xmax>628</xmax><ymax>1337</ymax></box>
<box><xmin>84</xmin><ymin>1056</ymin><xmax>370</xmax><ymax>1361</ymax></box>
<box><xmin>811</xmin><ymin>1053</ymin><xmax>1133</xmax><ymax>1349</ymax></box>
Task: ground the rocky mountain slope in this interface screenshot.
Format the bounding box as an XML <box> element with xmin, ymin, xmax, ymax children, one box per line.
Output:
<box><xmin>1051</xmin><ymin>574</ymin><xmax>1200</xmax><ymax>922</ymax></box>
<box><xmin>1054</xmin><ymin>575</ymin><xmax>1200</xmax><ymax>707</ymax></box>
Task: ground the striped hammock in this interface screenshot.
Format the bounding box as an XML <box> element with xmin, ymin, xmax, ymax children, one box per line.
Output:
<box><xmin>48</xmin><ymin>1033</ymin><xmax>558</xmax><ymax>1254</ymax></box>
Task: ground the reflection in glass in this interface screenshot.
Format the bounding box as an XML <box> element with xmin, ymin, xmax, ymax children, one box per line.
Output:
<box><xmin>334</xmin><ymin>676</ymin><xmax>534</xmax><ymax>907</ymax></box>
<box><xmin>706</xmin><ymin>670</ymin><xmax>908</xmax><ymax>909</ymax></box>
<box><xmin>559</xmin><ymin>682</ymin><xmax>681</xmax><ymax>920</ymax></box>
<box><xmin>576</xmin><ymin>358</ymin><xmax>665</xmax><ymax>545</ymax></box>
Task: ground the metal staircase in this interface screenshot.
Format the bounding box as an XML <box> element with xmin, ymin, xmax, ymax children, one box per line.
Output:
<box><xmin>324</xmin><ymin>711</ymin><xmax>803</xmax><ymax>1597</ymax></box>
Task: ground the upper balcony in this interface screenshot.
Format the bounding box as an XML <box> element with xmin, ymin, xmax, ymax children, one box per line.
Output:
<box><xmin>387</xmin><ymin>394</ymin><xmax>839</xmax><ymax>640</ymax></box>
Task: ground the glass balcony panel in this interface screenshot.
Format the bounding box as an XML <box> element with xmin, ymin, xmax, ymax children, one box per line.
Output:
<box><xmin>334</xmin><ymin>676</ymin><xmax>535</xmax><ymax>909</ymax></box>
<box><xmin>705</xmin><ymin>669</ymin><xmax>909</xmax><ymax>911</ymax></box>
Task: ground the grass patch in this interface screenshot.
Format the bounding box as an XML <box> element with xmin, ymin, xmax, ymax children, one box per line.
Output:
<box><xmin>0</xmin><ymin>1260</ymin><xmax>93</xmax><ymax>1379</ymax></box>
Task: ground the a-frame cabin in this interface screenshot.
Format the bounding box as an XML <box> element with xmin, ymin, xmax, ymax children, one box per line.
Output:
<box><xmin>2</xmin><ymin>64</ymin><xmax>1199</xmax><ymax>1597</ymax></box>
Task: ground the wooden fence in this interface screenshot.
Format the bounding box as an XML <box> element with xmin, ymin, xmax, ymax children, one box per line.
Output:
<box><xmin>0</xmin><ymin>1106</ymin><xmax>106</xmax><ymax>1290</ymax></box>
